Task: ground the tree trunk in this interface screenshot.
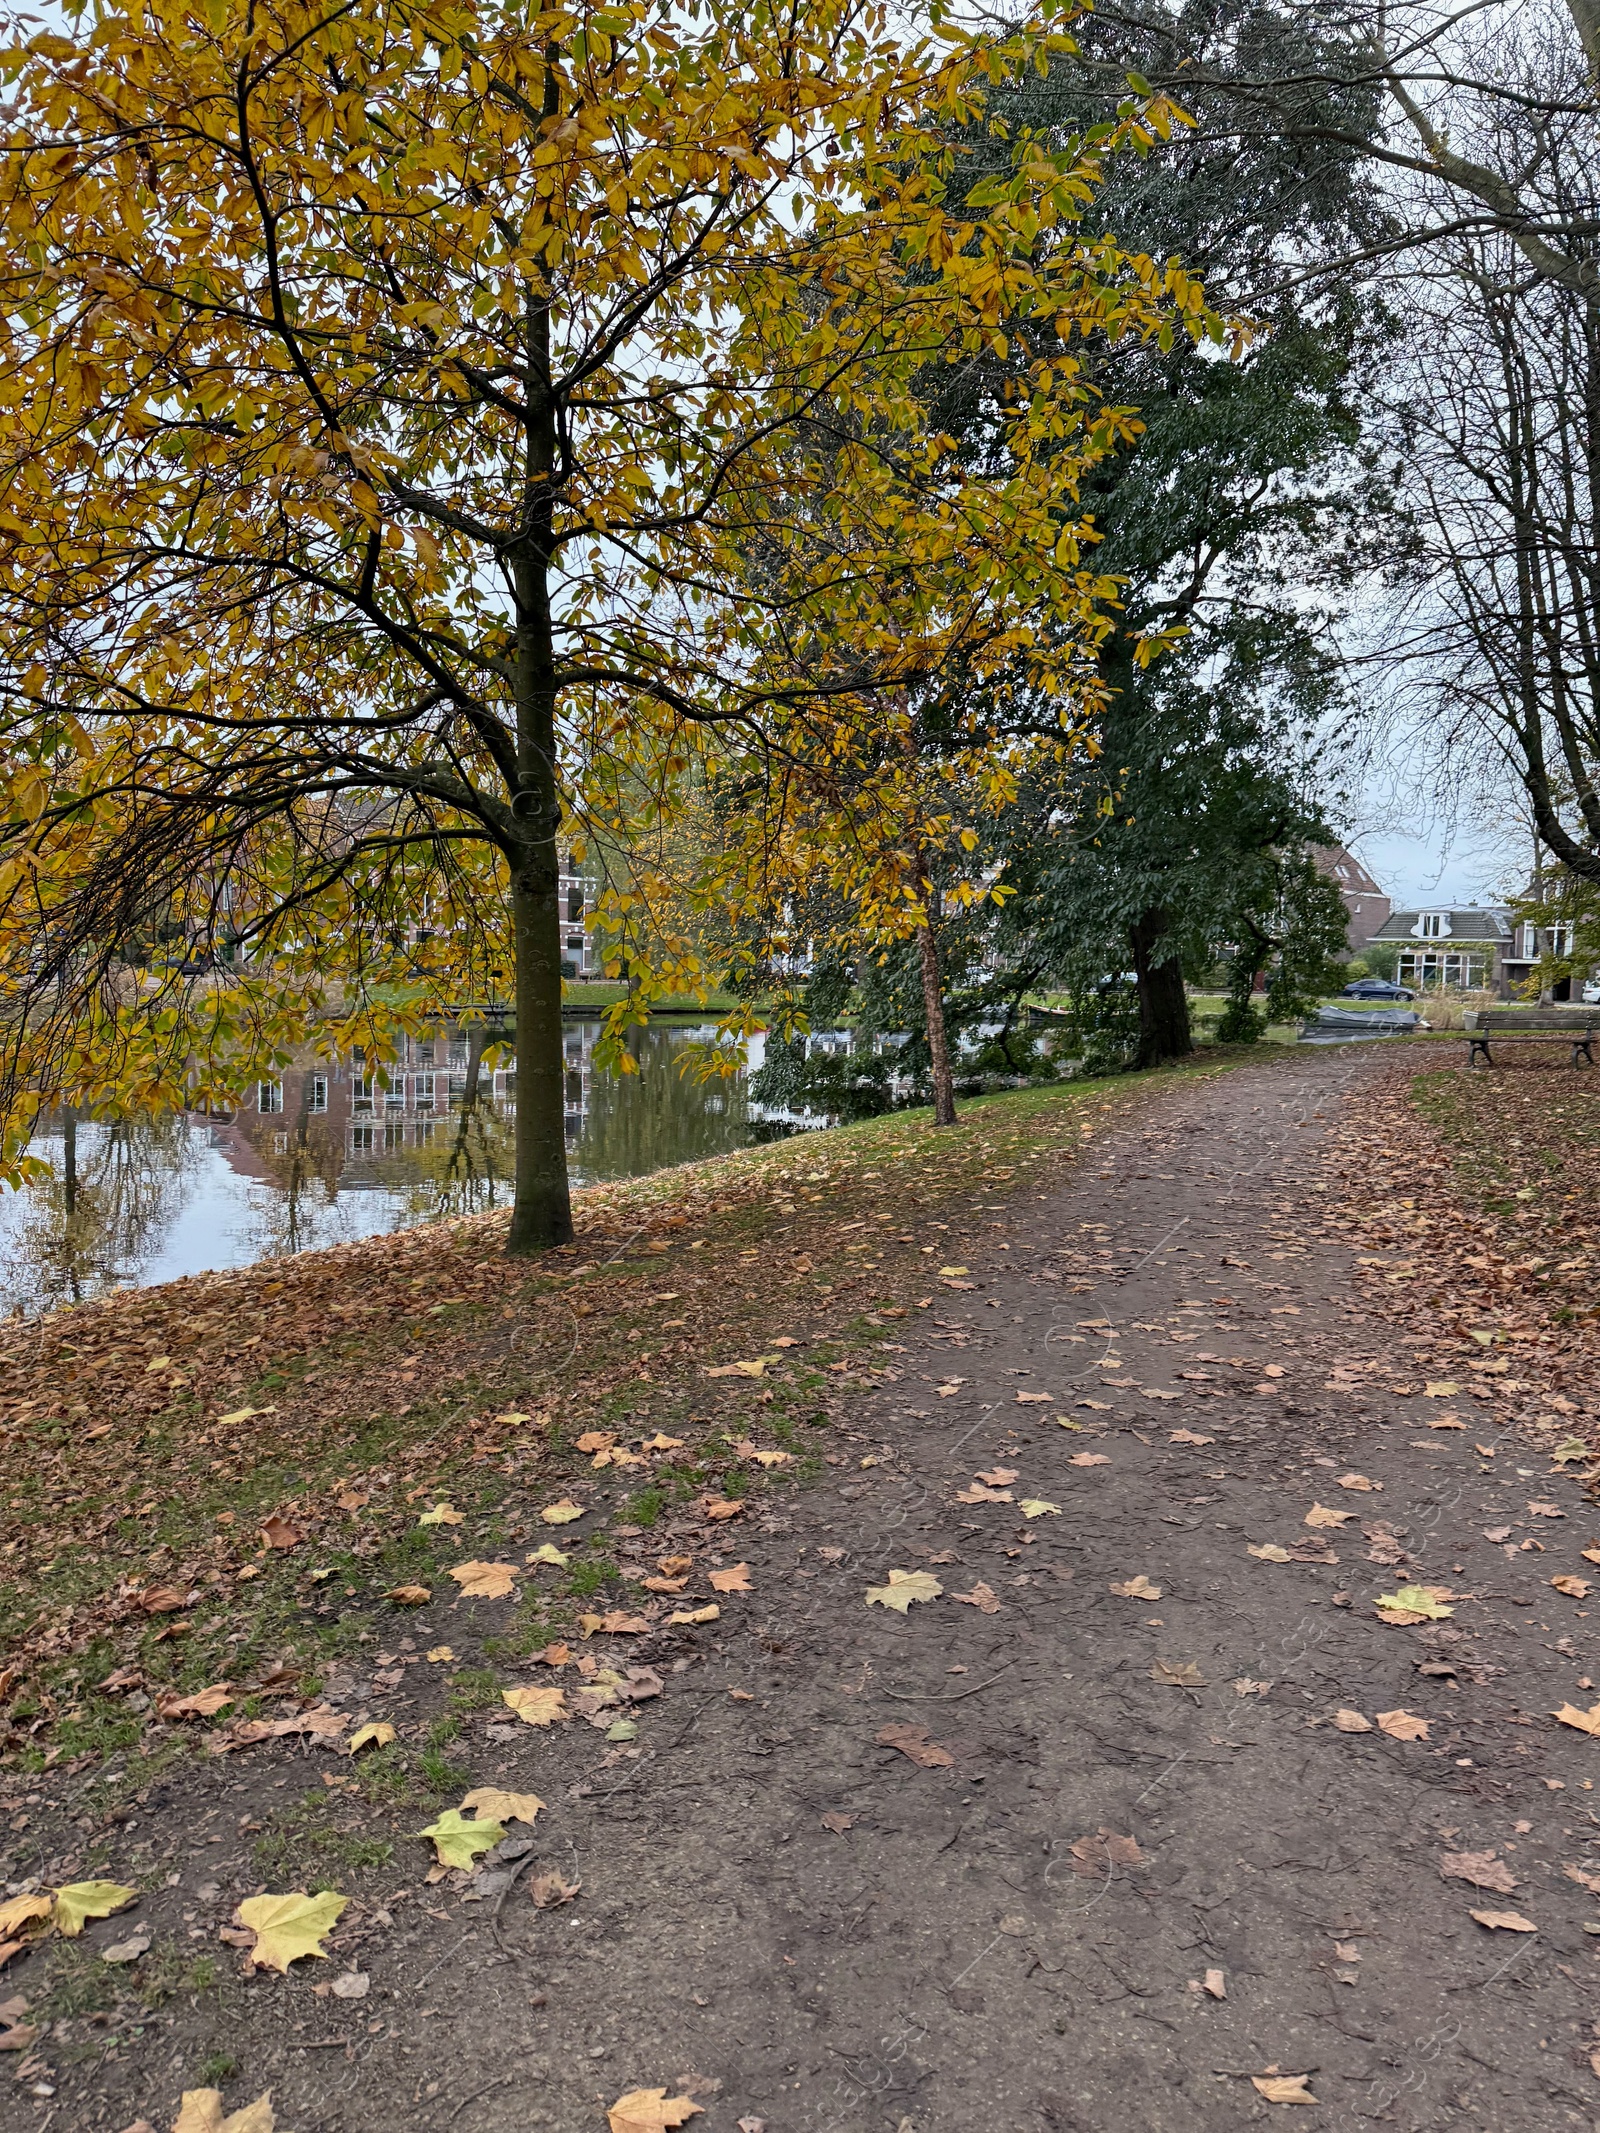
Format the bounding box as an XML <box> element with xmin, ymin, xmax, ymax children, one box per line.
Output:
<box><xmin>917</xmin><ymin>916</ymin><xmax>957</xmax><ymax>1127</ymax></box>
<box><xmin>1129</xmin><ymin>907</ymin><xmax>1192</xmax><ymax>1068</ymax></box>
<box><xmin>504</xmin><ymin>218</ymin><xmax>573</xmax><ymax>1256</ymax></box>
<box><xmin>507</xmin><ymin>860</ymin><xmax>573</xmax><ymax>1251</ymax></box>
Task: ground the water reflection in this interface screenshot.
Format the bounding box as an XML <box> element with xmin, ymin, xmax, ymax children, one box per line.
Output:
<box><xmin>0</xmin><ymin>1019</ymin><xmax>759</xmax><ymax>1318</ymax></box>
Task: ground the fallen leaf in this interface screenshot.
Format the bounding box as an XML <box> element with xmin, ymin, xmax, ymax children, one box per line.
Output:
<box><xmin>1338</xmin><ymin>1473</ymin><xmax>1381</xmax><ymax>1492</ymax></box>
<box><xmin>700</xmin><ymin>1497</ymin><xmax>745</xmax><ymax>1521</ymax></box>
<box><xmin>235</xmin><ymin>1890</ymin><xmax>347</xmax><ymax>1972</ymax></box>
<box><xmin>1482</xmin><ymin>1527</ymin><xmax>1512</xmax><ymax>1544</ymax></box>
<box><xmin>657</xmin><ymin>1555</ymin><xmax>694</xmax><ymax>1576</ymax></box>
<box><xmin>1332</xmin><ymin>1710</ymin><xmax>1372</xmax><ymax>1733</ymax></box>
<box><xmin>417</xmin><ymin>1502</ymin><xmax>464</xmax><ymax>1526</ymax></box>
<box><xmin>667</xmin><ymin>1604</ymin><xmax>721</xmax><ymax>1625</ymax></box>
<box><xmin>1552</xmin><ymin>1575</ymin><xmax>1592</xmax><ymax>1598</ymax></box>
<box><xmin>138</xmin><ymin>1586</ymin><xmax>189</xmax><ymax>1615</ymax></box>
<box><xmin>1304</xmin><ymin>1504</ymin><xmax>1353</xmax><ymax>1529</ymax></box>
<box><xmin>53</xmin><ymin>1881</ymin><xmax>137</xmax><ymax>1937</ymax></box>
<box><xmin>0</xmin><ymin>1894</ymin><xmax>52</xmax><ymax>1939</ymax></box>
<box><xmin>172</xmin><ymin>2090</ymin><xmax>277</xmax><ymax>2133</ymax></box>
<box><xmin>159</xmin><ymin>1684</ymin><xmax>233</xmax><ymax>1720</ymax></box>
<box><xmin>953</xmin><ymin>1583</ymin><xmax>1001</xmax><ymax>1614</ymax></box>
<box><xmin>384</xmin><ymin>1584</ymin><xmax>431</xmax><ymax>1605</ymax></box>
<box><xmin>1074</xmin><ymin>1400</ymin><xmax>1113</xmax><ymax>1413</ymax></box>
<box><xmin>642</xmin><ymin>1575</ymin><xmax>687</xmax><ymax>1594</ymax></box>
<box><xmin>1020</xmin><ymin>1498</ymin><xmax>1062</xmax><ymax>1519</ymax></box>
<box><xmin>607</xmin><ymin>2088</ymin><xmax>703</xmax><ymax>2133</ymax></box>
<box><xmin>1528</xmin><ymin>1500</ymin><xmax>1565</xmax><ymax>1518</ymax></box>
<box><xmin>1109</xmin><ymin>1575</ymin><xmax>1161</xmax><ymax>1600</ymax></box>
<box><xmin>1251</xmin><ymin>2074</ymin><xmax>1316</xmax><ymax>2104</ymax></box>
<box><xmin>1426</xmin><ymin>1413</ymin><xmax>1467</xmax><ymax>1430</ymax></box>
<box><xmin>820</xmin><ymin>1812</ymin><xmax>855</xmax><ymax>1834</ymax></box>
<box><xmin>1140</xmin><ymin>1388</ymin><xmax>1181</xmax><ymax>1401</ymax></box>
<box><xmin>1440</xmin><ymin>1850</ymin><xmax>1518</xmax><ymax>1894</ymax></box>
<box><xmin>347</xmin><ymin>1723</ymin><xmax>395</xmax><ymax>1755</ymax></box>
<box><xmin>593</xmin><ymin>1609</ymin><xmax>651</xmax><ymax>1633</ymax></box>
<box><xmin>1470</xmin><ymin>1908</ymin><xmax>1537</xmax><ymax>1933</ymax></box>
<box><xmin>461</xmin><ymin>1787</ymin><xmax>544</xmax><ymax>1826</ymax></box>
<box><xmin>529</xmin><ymin>1870</ymin><xmax>582</xmax><ymax>1910</ymax></box>
<box><xmin>525</xmin><ymin>1544</ymin><xmax>569</xmax><ymax>1566</ymax></box>
<box><xmin>100</xmin><ymin>1929</ymin><xmax>151</xmax><ymax>1964</ymax></box>
<box><xmin>709</xmin><ymin>1563</ymin><xmax>752</xmax><ymax>1594</ymax></box>
<box><xmin>1169</xmin><ymin>1429</ymin><xmax>1214</xmax><ymax>1446</ymax></box>
<box><xmin>955</xmin><ymin>1483</ymin><xmax>1013</xmax><ymax>1505</ymax></box>
<box><xmin>1203</xmin><ymin>1968</ymin><xmax>1226</xmax><ymax>1999</ymax></box>
<box><xmin>1247</xmin><ymin>1544</ymin><xmax>1292</xmax><ymax>1563</ymax></box>
<box><xmin>445</xmin><ymin>1552</ymin><xmax>520</xmax><ymax>1604</ymax></box>
<box><xmin>1068</xmin><ymin>1451</ymin><xmax>1111</xmax><ymax>1467</ymax></box>
<box><xmin>1150</xmin><ymin>1659</ymin><xmax>1205</xmax><ymax>1688</ymax></box>
<box><xmin>426</xmin><ymin>1645</ymin><xmax>456</xmax><ymax>1663</ymax></box>
<box><xmin>501</xmin><ymin>1686</ymin><xmax>570</xmax><ymax>1727</ymax></box>
<box><xmin>706</xmin><ymin>1356</ymin><xmax>776</xmax><ymax>1378</ymax></box>
<box><xmin>418</xmin><ymin>1809</ymin><xmax>504</xmax><ymax>1870</ymax></box>
<box><xmin>1376</xmin><ymin>1709</ymin><xmax>1430</xmax><ymax>1741</ymax></box>
<box><xmin>540</xmin><ymin>1500</ymin><xmax>586</xmax><ymax>1525</ymax></box>
<box><xmin>1068</xmin><ymin>1828</ymin><xmax>1143</xmax><ymax>1876</ymax></box>
<box><xmin>1552</xmin><ymin>1438</ymin><xmax>1589</xmax><ymax>1465</ymax></box>
<box><xmin>865</xmin><ymin>1570</ymin><xmax>943</xmax><ymax>1613</ymax></box>
<box><xmin>1015</xmin><ymin>1390</ymin><xmax>1053</xmax><ymax>1404</ymax></box>
<box><xmin>1424</xmin><ymin>1380</ymin><xmax>1460</xmax><ymax>1398</ymax></box>
<box><xmin>259</xmin><ymin>1515</ymin><xmax>300</xmax><ymax>1551</ymax></box>
<box><xmin>876</xmin><ymin>1721</ymin><xmax>955</xmax><ymax>1768</ymax></box>
<box><xmin>975</xmin><ymin>1467</ymin><xmax>1019</xmax><ymax>1486</ymax></box>
<box><xmin>1554</xmin><ymin>1700</ymin><xmax>1600</xmax><ymax>1736</ymax></box>
<box><xmin>1375</xmin><ymin>1584</ymin><xmax>1454</xmax><ymax>1624</ymax></box>
<box><xmin>576</xmin><ymin>1431</ymin><xmax>615</xmax><ymax>1454</ymax></box>
<box><xmin>937</xmin><ymin>1266</ymin><xmax>969</xmax><ymax>1278</ymax></box>
<box><xmin>330</xmin><ymin>1970</ymin><xmax>369</xmax><ymax>2000</ymax></box>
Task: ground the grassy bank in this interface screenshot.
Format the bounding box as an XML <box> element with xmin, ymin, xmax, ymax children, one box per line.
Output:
<box><xmin>0</xmin><ymin>1055</ymin><xmax>1250</xmax><ymax>1777</ymax></box>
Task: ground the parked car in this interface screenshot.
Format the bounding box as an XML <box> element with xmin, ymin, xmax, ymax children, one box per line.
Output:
<box><xmin>1583</xmin><ymin>979</ymin><xmax>1600</xmax><ymax>1005</ymax></box>
<box><xmin>1343</xmin><ymin>977</ymin><xmax>1416</xmax><ymax>1001</ymax></box>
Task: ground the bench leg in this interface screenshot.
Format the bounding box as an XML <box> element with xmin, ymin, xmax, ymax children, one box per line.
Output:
<box><xmin>1577</xmin><ymin>1042</ymin><xmax>1595</xmax><ymax>1068</ymax></box>
<box><xmin>1467</xmin><ymin>1040</ymin><xmax>1491</xmax><ymax>1068</ymax></box>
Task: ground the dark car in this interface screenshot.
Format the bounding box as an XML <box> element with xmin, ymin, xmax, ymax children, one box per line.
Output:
<box><xmin>1343</xmin><ymin>977</ymin><xmax>1416</xmax><ymax>1001</ymax></box>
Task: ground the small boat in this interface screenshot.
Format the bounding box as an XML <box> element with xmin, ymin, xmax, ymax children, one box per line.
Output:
<box><xmin>1299</xmin><ymin>1006</ymin><xmax>1425</xmax><ymax>1042</ymax></box>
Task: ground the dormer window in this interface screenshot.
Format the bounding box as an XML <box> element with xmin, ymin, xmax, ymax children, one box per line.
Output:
<box><xmin>1419</xmin><ymin>912</ymin><xmax>1445</xmax><ymax>937</ymax></box>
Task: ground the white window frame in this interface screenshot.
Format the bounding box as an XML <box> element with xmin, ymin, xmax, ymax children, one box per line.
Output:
<box><xmin>258</xmin><ymin>1080</ymin><xmax>283</xmax><ymax>1114</ymax></box>
<box><xmin>1419</xmin><ymin>912</ymin><xmax>1445</xmax><ymax>938</ymax></box>
<box><xmin>308</xmin><ymin>1074</ymin><xmax>328</xmax><ymax>1114</ymax></box>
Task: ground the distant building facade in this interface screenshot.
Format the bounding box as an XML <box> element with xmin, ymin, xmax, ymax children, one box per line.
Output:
<box><xmin>1314</xmin><ymin>845</ymin><xmax>1392</xmax><ymax>949</ymax></box>
<box><xmin>1364</xmin><ymin>906</ymin><xmax>1582</xmax><ymax>995</ymax></box>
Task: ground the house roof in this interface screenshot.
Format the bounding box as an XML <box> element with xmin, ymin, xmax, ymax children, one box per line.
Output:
<box><xmin>1313</xmin><ymin>843</ymin><xmax>1386</xmax><ymax>898</ymax></box>
<box><xmin>1370</xmin><ymin>907</ymin><xmax>1512</xmax><ymax>942</ymax></box>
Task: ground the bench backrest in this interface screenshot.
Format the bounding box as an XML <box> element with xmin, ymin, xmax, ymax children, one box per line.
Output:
<box><xmin>1479</xmin><ymin>1013</ymin><xmax>1596</xmax><ymax>1032</ymax></box>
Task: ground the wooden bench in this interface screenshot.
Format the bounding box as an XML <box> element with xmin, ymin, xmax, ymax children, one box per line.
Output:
<box><xmin>1463</xmin><ymin>1011</ymin><xmax>1597</xmax><ymax>1067</ymax></box>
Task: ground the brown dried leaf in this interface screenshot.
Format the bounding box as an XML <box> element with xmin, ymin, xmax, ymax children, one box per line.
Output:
<box><xmin>876</xmin><ymin>1722</ymin><xmax>954</xmax><ymax>1769</ymax></box>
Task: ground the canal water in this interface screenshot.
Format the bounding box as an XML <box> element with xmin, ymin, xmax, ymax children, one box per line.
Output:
<box><xmin>0</xmin><ymin>1020</ymin><xmax>786</xmax><ymax>1319</ymax></box>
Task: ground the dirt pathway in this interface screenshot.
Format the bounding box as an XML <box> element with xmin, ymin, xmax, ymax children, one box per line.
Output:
<box><xmin>16</xmin><ymin>1050</ymin><xmax>1600</xmax><ymax>2131</ymax></box>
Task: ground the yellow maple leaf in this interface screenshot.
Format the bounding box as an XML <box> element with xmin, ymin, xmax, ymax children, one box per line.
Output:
<box><xmin>448</xmin><ymin>1560</ymin><xmax>518</xmax><ymax>1599</ymax></box>
<box><xmin>235</xmin><ymin>1890</ymin><xmax>347</xmax><ymax>1972</ymax></box>
<box><xmin>525</xmin><ymin>1543</ymin><xmax>569</xmax><ymax>1566</ymax></box>
<box><xmin>0</xmin><ymin>1891</ymin><xmax>52</xmax><ymax>1938</ymax></box>
<box><xmin>1020</xmin><ymin>1498</ymin><xmax>1061</xmax><ymax>1518</ymax></box>
<box><xmin>53</xmin><ymin>1880</ymin><xmax>137</xmax><ymax>1936</ymax></box>
<box><xmin>667</xmin><ymin>1603</ymin><xmax>721</xmax><ymax>1625</ymax></box>
<box><xmin>1109</xmin><ymin>1575</ymin><xmax>1161</xmax><ymax>1600</ymax></box>
<box><xmin>1375</xmin><ymin>1584</ymin><xmax>1453</xmax><ymax>1623</ymax></box>
<box><xmin>418</xmin><ymin>1808</ymin><xmax>504</xmax><ymax>1869</ymax></box>
<box><xmin>607</xmin><ymin>2089</ymin><xmax>704</xmax><ymax>2133</ymax></box>
<box><xmin>347</xmin><ymin>1722</ymin><xmax>395</xmax><ymax>1754</ymax></box>
<box><xmin>385</xmin><ymin>1584</ymin><xmax>431</xmax><ymax>1604</ymax></box>
<box><xmin>540</xmin><ymin>1500</ymin><xmax>585</xmax><ymax>1525</ymax></box>
<box><xmin>460</xmin><ymin>1786</ymin><xmax>544</xmax><ymax>1826</ymax></box>
<box><xmin>501</xmin><ymin>1685</ymin><xmax>569</xmax><ymax>1727</ymax></box>
<box><xmin>417</xmin><ymin>1502</ymin><xmax>464</xmax><ymax>1526</ymax></box>
<box><xmin>864</xmin><ymin>1569</ymin><xmax>942</xmax><ymax>1612</ymax></box>
<box><xmin>173</xmin><ymin>2090</ymin><xmax>277</xmax><ymax>2133</ymax></box>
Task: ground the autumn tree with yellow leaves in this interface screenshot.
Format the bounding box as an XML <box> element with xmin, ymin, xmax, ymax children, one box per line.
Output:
<box><xmin>0</xmin><ymin>0</ymin><xmax>1215</xmax><ymax>1251</ymax></box>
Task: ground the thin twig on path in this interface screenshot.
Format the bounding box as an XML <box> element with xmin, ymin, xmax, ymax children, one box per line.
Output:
<box><xmin>883</xmin><ymin>1659</ymin><xmax>1018</xmax><ymax>1703</ymax></box>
